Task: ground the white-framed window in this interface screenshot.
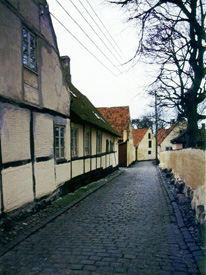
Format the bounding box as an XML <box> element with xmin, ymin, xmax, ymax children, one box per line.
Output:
<box><xmin>22</xmin><ymin>27</ymin><xmax>36</xmax><ymax>71</ymax></box>
<box><xmin>85</xmin><ymin>130</ymin><xmax>91</xmax><ymax>156</ymax></box>
<box><xmin>96</xmin><ymin>131</ymin><xmax>101</xmax><ymax>154</ymax></box>
<box><xmin>71</xmin><ymin>128</ymin><xmax>78</xmax><ymax>158</ymax></box>
<box><xmin>55</xmin><ymin>126</ymin><xmax>65</xmax><ymax>159</ymax></box>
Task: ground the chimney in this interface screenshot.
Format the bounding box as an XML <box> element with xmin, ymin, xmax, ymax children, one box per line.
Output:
<box><xmin>61</xmin><ymin>55</ymin><xmax>71</xmax><ymax>82</ymax></box>
<box><xmin>202</xmin><ymin>123</ymin><xmax>205</xmax><ymax>129</ymax></box>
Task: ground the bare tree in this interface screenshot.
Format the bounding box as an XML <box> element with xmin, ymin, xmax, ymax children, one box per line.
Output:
<box><xmin>110</xmin><ymin>0</ymin><xmax>206</xmax><ymax>147</ymax></box>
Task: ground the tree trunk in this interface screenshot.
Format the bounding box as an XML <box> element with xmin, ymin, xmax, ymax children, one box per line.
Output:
<box><xmin>185</xmin><ymin>97</ymin><xmax>198</xmax><ymax>148</ymax></box>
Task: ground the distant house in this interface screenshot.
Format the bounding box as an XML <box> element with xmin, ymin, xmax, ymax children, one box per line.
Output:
<box><xmin>133</xmin><ymin>129</ymin><xmax>156</xmax><ymax>161</ymax></box>
<box><xmin>171</xmin><ymin>124</ymin><xmax>206</xmax><ymax>150</ymax></box>
<box><xmin>97</xmin><ymin>106</ymin><xmax>136</xmax><ymax>167</ymax></box>
<box><xmin>157</xmin><ymin>120</ymin><xmax>187</xmax><ymax>152</ymax></box>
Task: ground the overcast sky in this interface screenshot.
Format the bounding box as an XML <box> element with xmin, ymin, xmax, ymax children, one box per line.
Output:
<box><xmin>47</xmin><ymin>0</ymin><xmax>157</xmax><ymax>119</ymax></box>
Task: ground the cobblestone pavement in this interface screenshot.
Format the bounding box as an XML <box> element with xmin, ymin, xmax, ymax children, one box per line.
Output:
<box><xmin>0</xmin><ymin>161</ymin><xmax>205</xmax><ymax>274</ymax></box>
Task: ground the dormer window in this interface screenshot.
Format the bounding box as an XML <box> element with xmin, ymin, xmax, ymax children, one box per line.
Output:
<box><xmin>22</xmin><ymin>27</ymin><xmax>36</xmax><ymax>71</ymax></box>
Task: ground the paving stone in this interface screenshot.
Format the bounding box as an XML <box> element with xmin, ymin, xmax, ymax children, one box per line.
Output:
<box><xmin>0</xmin><ymin>162</ymin><xmax>204</xmax><ymax>274</ymax></box>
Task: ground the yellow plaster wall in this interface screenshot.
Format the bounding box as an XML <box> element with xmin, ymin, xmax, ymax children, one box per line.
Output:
<box><xmin>2</xmin><ymin>164</ymin><xmax>33</xmax><ymax>212</ymax></box>
<box><xmin>34</xmin><ymin>113</ymin><xmax>53</xmax><ymax>158</ymax></box>
<box><xmin>35</xmin><ymin>160</ymin><xmax>56</xmax><ymax>198</ymax></box>
<box><xmin>160</xmin><ymin>121</ymin><xmax>187</xmax><ymax>152</ymax></box>
<box><xmin>72</xmin><ymin>160</ymin><xmax>84</xmax><ymax>178</ymax></box>
<box><xmin>0</xmin><ymin>4</ymin><xmax>22</xmax><ymax>101</ymax></box>
<box><xmin>41</xmin><ymin>47</ymin><xmax>70</xmax><ymax>116</ymax></box>
<box><xmin>159</xmin><ymin>149</ymin><xmax>205</xmax><ymax>190</ymax></box>
<box><xmin>55</xmin><ymin>162</ymin><xmax>71</xmax><ymax>186</ymax></box>
<box><xmin>137</xmin><ymin>129</ymin><xmax>156</xmax><ymax>161</ymax></box>
<box><xmin>85</xmin><ymin>159</ymin><xmax>91</xmax><ymax>173</ymax></box>
<box><xmin>97</xmin><ymin>157</ymin><xmax>101</xmax><ymax>169</ymax></box>
<box><xmin>1</xmin><ymin>105</ymin><xmax>30</xmax><ymax>163</ymax></box>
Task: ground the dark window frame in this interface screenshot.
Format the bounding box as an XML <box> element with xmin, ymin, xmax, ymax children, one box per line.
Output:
<box><xmin>22</xmin><ymin>27</ymin><xmax>36</xmax><ymax>71</ymax></box>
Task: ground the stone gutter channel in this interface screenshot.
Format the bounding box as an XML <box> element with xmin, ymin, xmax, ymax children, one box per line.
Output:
<box><xmin>157</xmin><ymin>167</ymin><xmax>205</xmax><ymax>274</ymax></box>
<box><xmin>0</xmin><ymin>170</ymin><xmax>123</xmax><ymax>257</ymax></box>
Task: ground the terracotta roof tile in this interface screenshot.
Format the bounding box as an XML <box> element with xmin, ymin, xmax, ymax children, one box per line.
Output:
<box><xmin>97</xmin><ymin>106</ymin><xmax>131</xmax><ymax>137</ymax></box>
<box><xmin>157</xmin><ymin>122</ymin><xmax>178</xmax><ymax>145</ymax></box>
<box><xmin>133</xmin><ymin>129</ymin><xmax>148</xmax><ymax>147</ymax></box>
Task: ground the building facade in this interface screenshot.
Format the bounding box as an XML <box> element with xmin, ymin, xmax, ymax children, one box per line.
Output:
<box><xmin>97</xmin><ymin>106</ymin><xmax>136</xmax><ymax>167</ymax></box>
<box><xmin>133</xmin><ymin>128</ymin><xmax>156</xmax><ymax>161</ymax></box>
<box><xmin>0</xmin><ymin>0</ymin><xmax>119</xmax><ymax>217</ymax></box>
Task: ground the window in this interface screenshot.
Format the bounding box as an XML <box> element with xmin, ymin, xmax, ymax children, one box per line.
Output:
<box><xmin>55</xmin><ymin>126</ymin><xmax>65</xmax><ymax>159</ymax></box>
<box><xmin>71</xmin><ymin>128</ymin><xmax>78</xmax><ymax>157</ymax></box>
<box><xmin>148</xmin><ymin>151</ymin><xmax>151</xmax><ymax>155</ymax></box>
<box><xmin>22</xmin><ymin>27</ymin><xmax>36</xmax><ymax>70</ymax></box>
<box><xmin>84</xmin><ymin>130</ymin><xmax>91</xmax><ymax>156</ymax></box>
<box><xmin>96</xmin><ymin>131</ymin><xmax>101</xmax><ymax>154</ymax></box>
<box><xmin>148</xmin><ymin>133</ymin><xmax>151</xmax><ymax>139</ymax></box>
<box><xmin>148</xmin><ymin>140</ymin><xmax>152</xmax><ymax>148</ymax></box>
<box><xmin>166</xmin><ymin>147</ymin><xmax>172</xmax><ymax>151</ymax></box>
<box><xmin>110</xmin><ymin>141</ymin><xmax>114</xmax><ymax>152</ymax></box>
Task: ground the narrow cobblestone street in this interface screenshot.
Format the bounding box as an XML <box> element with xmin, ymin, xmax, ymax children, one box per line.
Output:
<box><xmin>0</xmin><ymin>161</ymin><xmax>205</xmax><ymax>274</ymax></box>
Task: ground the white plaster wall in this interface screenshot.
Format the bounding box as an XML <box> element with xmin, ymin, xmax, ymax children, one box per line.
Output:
<box><xmin>34</xmin><ymin>113</ymin><xmax>53</xmax><ymax>158</ymax></box>
<box><xmin>1</xmin><ymin>105</ymin><xmax>30</xmax><ymax>163</ymax></box>
<box><xmin>55</xmin><ymin>162</ymin><xmax>71</xmax><ymax>185</ymax></box>
<box><xmin>0</xmin><ymin>3</ymin><xmax>22</xmax><ymax>101</ymax></box>
<box><xmin>72</xmin><ymin>160</ymin><xmax>84</xmax><ymax>178</ymax></box>
<box><xmin>35</xmin><ymin>160</ymin><xmax>56</xmax><ymax>198</ymax></box>
<box><xmin>2</xmin><ymin>164</ymin><xmax>33</xmax><ymax>212</ymax></box>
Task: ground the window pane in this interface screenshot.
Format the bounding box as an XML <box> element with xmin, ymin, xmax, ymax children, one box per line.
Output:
<box><xmin>55</xmin><ymin>148</ymin><xmax>59</xmax><ymax>158</ymax></box>
<box><xmin>60</xmin><ymin>127</ymin><xmax>64</xmax><ymax>137</ymax></box>
<box><xmin>23</xmin><ymin>28</ymin><xmax>28</xmax><ymax>41</ymax></box>
<box><xmin>61</xmin><ymin>148</ymin><xmax>64</xmax><ymax>158</ymax></box>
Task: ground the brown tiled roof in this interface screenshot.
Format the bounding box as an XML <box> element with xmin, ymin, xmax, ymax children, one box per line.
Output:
<box><xmin>67</xmin><ymin>82</ymin><xmax>120</xmax><ymax>137</ymax></box>
<box><xmin>133</xmin><ymin>129</ymin><xmax>148</xmax><ymax>147</ymax></box>
<box><xmin>97</xmin><ymin>106</ymin><xmax>130</xmax><ymax>137</ymax></box>
<box><xmin>157</xmin><ymin>123</ymin><xmax>178</xmax><ymax>145</ymax></box>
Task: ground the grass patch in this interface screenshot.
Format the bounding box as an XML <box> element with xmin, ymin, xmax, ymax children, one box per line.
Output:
<box><xmin>52</xmin><ymin>182</ymin><xmax>99</xmax><ymax>207</ymax></box>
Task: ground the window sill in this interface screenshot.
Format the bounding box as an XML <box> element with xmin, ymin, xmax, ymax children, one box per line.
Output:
<box><xmin>56</xmin><ymin>158</ymin><xmax>67</xmax><ymax>164</ymax></box>
<box><xmin>24</xmin><ymin>65</ymin><xmax>38</xmax><ymax>76</ymax></box>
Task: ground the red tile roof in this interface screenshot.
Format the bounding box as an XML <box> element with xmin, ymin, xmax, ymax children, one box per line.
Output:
<box><xmin>133</xmin><ymin>129</ymin><xmax>148</xmax><ymax>147</ymax></box>
<box><xmin>157</xmin><ymin>123</ymin><xmax>178</xmax><ymax>145</ymax></box>
<box><xmin>97</xmin><ymin>106</ymin><xmax>130</xmax><ymax>137</ymax></box>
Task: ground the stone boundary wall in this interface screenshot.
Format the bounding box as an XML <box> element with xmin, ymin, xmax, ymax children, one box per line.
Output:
<box><xmin>159</xmin><ymin>149</ymin><xmax>206</xmax><ymax>224</ymax></box>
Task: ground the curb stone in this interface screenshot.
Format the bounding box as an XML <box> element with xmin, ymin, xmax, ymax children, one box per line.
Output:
<box><xmin>0</xmin><ymin>169</ymin><xmax>123</xmax><ymax>258</ymax></box>
<box><xmin>157</xmin><ymin>166</ymin><xmax>205</xmax><ymax>274</ymax></box>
